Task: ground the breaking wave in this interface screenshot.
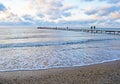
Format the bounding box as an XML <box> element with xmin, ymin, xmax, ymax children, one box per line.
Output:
<box><xmin>0</xmin><ymin>38</ymin><xmax>119</xmax><ymax>48</ymax></box>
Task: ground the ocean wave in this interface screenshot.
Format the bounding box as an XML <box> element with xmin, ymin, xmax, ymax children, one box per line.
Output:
<box><xmin>0</xmin><ymin>38</ymin><xmax>120</xmax><ymax>48</ymax></box>
<box><xmin>5</xmin><ymin>35</ymin><xmax>79</xmax><ymax>40</ymax></box>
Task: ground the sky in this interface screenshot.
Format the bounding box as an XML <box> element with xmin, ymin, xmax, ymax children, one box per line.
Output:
<box><xmin>0</xmin><ymin>0</ymin><xmax>120</xmax><ymax>27</ymax></box>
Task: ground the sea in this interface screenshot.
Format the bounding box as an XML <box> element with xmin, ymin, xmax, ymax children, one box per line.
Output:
<box><xmin>0</xmin><ymin>27</ymin><xmax>120</xmax><ymax>71</ymax></box>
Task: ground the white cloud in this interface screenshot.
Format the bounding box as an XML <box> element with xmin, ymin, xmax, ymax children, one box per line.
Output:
<box><xmin>27</xmin><ymin>0</ymin><xmax>75</xmax><ymax>22</ymax></box>
<box><xmin>0</xmin><ymin>0</ymin><xmax>120</xmax><ymax>27</ymax></box>
<box><xmin>110</xmin><ymin>12</ymin><xmax>120</xmax><ymax>19</ymax></box>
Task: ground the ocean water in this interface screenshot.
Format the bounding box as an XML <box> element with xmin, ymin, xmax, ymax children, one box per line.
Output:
<box><xmin>0</xmin><ymin>27</ymin><xmax>120</xmax><ymax>71</ymax></box>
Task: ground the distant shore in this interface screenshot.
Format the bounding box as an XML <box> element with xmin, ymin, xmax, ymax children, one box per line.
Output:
<box><xmin>0</xmin><ymin>60</ymin><xmax>120</xmax><ymax>84</ymax></box>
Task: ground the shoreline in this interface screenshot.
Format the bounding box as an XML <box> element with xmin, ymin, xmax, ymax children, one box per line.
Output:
<box><xmin>0</xmin><ymin>60</ymin><xmax>120</xmax><ymax>84</ymax></box>
<box><xmin>0</xmin><ymin>59</ymin><xmax>120</xmax><ymax>72</ymax></box>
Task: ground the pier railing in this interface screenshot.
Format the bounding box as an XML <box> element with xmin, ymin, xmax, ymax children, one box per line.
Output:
<box><xmin>37</xmin><ymin>27</ymin><xmax>120</xmax><ymax>35</ymax></box>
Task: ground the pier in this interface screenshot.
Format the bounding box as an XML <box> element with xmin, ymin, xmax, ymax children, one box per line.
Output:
<box><xmin>37</xmin><ymin>27</ymin><xmax>120</xmax><ymax>35</ymax></box>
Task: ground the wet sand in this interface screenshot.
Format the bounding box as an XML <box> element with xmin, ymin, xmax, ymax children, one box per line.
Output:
<box><xmin>0</xmin><ymin>60</ymin><xmax>120</xmax><ymax>84</ymax></box>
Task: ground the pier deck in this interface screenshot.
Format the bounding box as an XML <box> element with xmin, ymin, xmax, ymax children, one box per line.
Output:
<box><xmin>37</xmin><ymin>27</ymin><xmax>120</xmax><ymax>35</ymax></box>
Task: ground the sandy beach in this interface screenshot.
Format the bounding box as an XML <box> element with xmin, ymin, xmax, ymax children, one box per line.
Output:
<box><xmin>0</xmin><ymin>60</ymin><xmax>119</xmax><ymax>84</ymax></box>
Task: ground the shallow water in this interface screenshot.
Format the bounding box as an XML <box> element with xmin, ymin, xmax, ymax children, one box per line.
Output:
<box><xmin>0</xmin><ymin>27</ymin><xmax>120</xmax><ymax>71</ymax></box>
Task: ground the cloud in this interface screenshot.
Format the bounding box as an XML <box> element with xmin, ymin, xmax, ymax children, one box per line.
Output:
<box><xmin>0</xmin><ymin>0</ymin><xmax>76</xmax><ymax>26</ymax></box>
<box><xmin>83</xmin><ymin>0</ymin><xmax>94</xmax><ymax>1</ymax></box>
<box><xmin>0</xmin><ymin>0</ymin><xmax>119</xmax><ymax>27</ymax></box>
<box><xmin>99</xmin><ymin>0</ymin><xmax>120</xmax><ymax>4</ymax></box>
<box><xmin>84</xmin><ymin>5</ymin><xmax>120</xmax><ymax>16</ymax></box>
<box><xmin>98</xmin><ymin>6</ymin><xmax>120</xmax><ymax>16</ymax></box>
<box><xmin>28</xmin><ymin>0</ymin><xmax>75</xmax><ymax>21</ymax></box>
<box><xmin>0</xmin><ymin>4</ymin><xmax>22</xmax><ymax>23</ymax></box>
<box><xmin>81</xmin><ymin>0</ymin><xmax>120</xmax><ymax>4</ymax></box>
<box><xmin>63</xmin><ymin>12</ymin><xmax>71</xmax><ymax>17</ymax></box>
<box><xmin>80</xmin><ymin>1</ymin><xmax>120</xmax><ymax>27</ymax></box>
<box><xmin>0</xmin><ymin>6</ymin><xmax>21</xmax><ymax>23</ymax></box>
<box><xmin>22</xmin><ymin>15</ymin><xmax>34</xmax><ymax>22</ymax></box>
<box><xmin>110</xmin><ymin>12</ymin><xmax>120</xmax><ymax>19</ymax></box>
<box><xmin>84</xmin><ymin>7</ymin><xmax>98</xmax><ymax>15</ymax></box>
<box><xmin>0</xmin><ymin>3</ymin><xmax>6</xmax><ymax>11</ymax></box>
<box><xmin>0</xmin><ymin>21</ymin><xmax>33</xmax><ymax>26</ymax></box>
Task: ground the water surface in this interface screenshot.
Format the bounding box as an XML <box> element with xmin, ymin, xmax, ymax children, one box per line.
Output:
<box><xmin>0</xmin><ymin>27</ymin><xmax>120</xmax><ymax>71</ymax></box>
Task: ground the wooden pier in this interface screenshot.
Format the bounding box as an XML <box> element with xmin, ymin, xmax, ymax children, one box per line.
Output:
<box><xmin>37</xmin><ymin>27</ymin><xmax>120</xmax><ymax>35</ymax></box>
